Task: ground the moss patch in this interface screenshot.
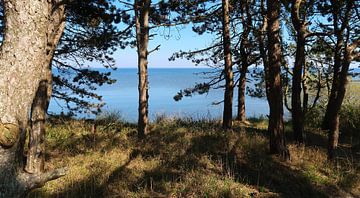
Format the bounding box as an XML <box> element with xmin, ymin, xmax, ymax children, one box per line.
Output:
<box><xmin>0</xmin><ymin>123</ymin><xmax>19</xmax><ymax>147</ymax></box>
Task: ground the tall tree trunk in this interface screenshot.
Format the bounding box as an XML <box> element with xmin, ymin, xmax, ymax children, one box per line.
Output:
<box><xmin>322</xmin><ymin>0</ymin><xmax>356</xmax><ymax>160</ymax></box>
<box><xmin>26</xmin><ymin>4</ymin><xmax>66</xmax><ymax>174</ymax></box>
<box><xmin>291</xmin><ymin>0</ymin><xmax>307</xmax><ymax>143</ymax></box>
<box><xmin>135</xmin><ymin>0</ymin><xmax>151</xmax><ymax>138</ymax></box>
<box><xmin>322</xmin><ymin>32</ymin><xmax>343</xmax><ymax>131</ymax></box>
<box><xmin>0</xmin><ymin>0</ymin><xmax>65</xmax><ymax>197</ymax></box>
<box><xmin>327</xmin><ymin>39</ymin><xmax>357</xmax><ymax>159</ymax></box>
<box><xmin>222</xmin><ymin>0</ymin><xmax>234</xmax><ymax>129</ymax></box>
<box><xmin>258</xmin><ymin>0</ymin><xmax>270</xmax><ymax>102</ymax></box>
<box><xmin>266</xmin><ymin>0</ymin><xmax>289</xmax><ymax>158</ymax></box>
<box><xmin>327</xmin><ymin>47</ymin><xmax>352</xmax><ymax>160</ymax></box>
<box><xmin>236</xmin><ymin>0</ymin><xmax>252</xmax><ymax>122</ymax></box>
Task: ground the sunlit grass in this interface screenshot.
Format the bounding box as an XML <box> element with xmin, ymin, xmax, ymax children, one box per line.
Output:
<box><xmin>28</xmin><ymin>115</ymin><xmax>360</xmax><ymax>197</ymax></box>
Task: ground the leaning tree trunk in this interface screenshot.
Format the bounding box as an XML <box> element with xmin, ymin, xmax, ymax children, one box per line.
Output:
<box><xmin>135</xmin><ymin>0</ymin><xmax>151</xmax><ymax>138</ymax></box>
<box><xmin>322</xmin><ymin>33</ymin><xmax>343</xmax><ymax>132</ymax></box>
<box><xmin>322</xmin><ymin>0</ymin><xmax>356</xmax><ymax>160</ymax></box>
<box><xmin>266</xmin><ymin>0</ymin><xmax>289</xmax><ymax>158</ymax></box>
<box><xmin>0</xmin><ymin>0</ymin><xmax>65</xmax><ymax>197</ymax></box>
<box><xmin>222</xmin><ymin>0</ymin><xmax>234</xmax><ymax>129</ymax></box>
<box><xmin>26</xmin><ymin>4</ymin><xmax>66</xmax><ymax>174</ymax></box>
<box><xmin>291</xmin><ymin>0</ymin><xmax>307</xmax><ymax>144</ymax></box>
<box><xmin>327</xmin><ymin>48</ymin><xmax>352</xmax><ymax>160</ymax></box>
<box><xmin>326</xmin><ymin>37</ymin><xmax>358</xmax><ymax>159</ymax></box>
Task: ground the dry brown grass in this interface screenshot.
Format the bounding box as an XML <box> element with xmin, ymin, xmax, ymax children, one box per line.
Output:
<box><xmin>28</xmin><ymin>116</ymin><xmax>360</xmax><ymax>198</ymax></box>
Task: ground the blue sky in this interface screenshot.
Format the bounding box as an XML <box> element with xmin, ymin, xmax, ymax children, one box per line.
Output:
<box><xmin>113</xmin><ymin>24</ymin><xmax>215</xmax><ymax>68</ymax></box>
<box><xmin>113</xmin><ymin>0</ymin><xmax>218</xmax><ymax>69</ymax></box>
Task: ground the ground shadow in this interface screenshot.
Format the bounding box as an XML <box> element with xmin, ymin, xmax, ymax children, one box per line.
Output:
<box><xmin>29</xmin><ymin>120</ymin><xmax>359</xmax><ymax>197</ymax></box>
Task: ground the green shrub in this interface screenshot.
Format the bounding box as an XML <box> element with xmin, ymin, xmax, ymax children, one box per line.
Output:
<box><xmin>305</xmin><ymin>105</ymin><xmax>325</xmax><ymax>128</ymax></box>
<box><xmin>305</xmin><ymin>83</ymin><xmax>360</xmax><ymax>144</ymax></box>
<box><xmin>339</xmin><ymin>104</ymin><xmax>360</xmax><ymax>141</ymax></box>
<box><xmin>95</xmin><ymin>110</ymin><xmax>125</xmax><ymax>125</ymax></box>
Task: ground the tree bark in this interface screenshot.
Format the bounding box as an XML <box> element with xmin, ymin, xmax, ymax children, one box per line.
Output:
<box><xmin>237</xmin><ymin>68</ymin><xmax>246</xmax><ymax>122</ymax></box>
<box><xmin>26</xmin><ymin>3</ymin><xmax>66</xmax><ymax>174</ymax></box>
<box><xmin>266</xmin><ymin>0</ymin><xmax>289</xmax><ymax>158</ymax></box>
<box><xmin>327</xmin><ymin>40</ymin><xmax>357</xmax><ymax>159</ymax></box>
<box><xmin>236</xmin><ymin>0</ymin><xmax>252</xmax><ymax>122</ymax></box>
<box><xmin>322</xmin><ymin>0</ymin><xmax>356</xmax><ymax>160</ymax></box>
<box><xmin>258</xmin><ymin>0</ymin><xmax>270</xmax><ymax>102</ymax></box>
<box><xmin>222</xmin><ymin>0</ymin><xmax>234</xmax><ymax>129</ymax></box>
<box><xmin>291</xmin><ymin>0</ymin><xmax>307</xmax><ymax>144</ymax></box>
<box><xmin>322</xmin><ymin>27</ymin><xmax>344</xmax><ymax>131</ymax></box>
<box><xmin>0</xmin><ymin>1</ymin><xmax>66</xmax><ymax>197</ymax></box>
<box><xmin>135</xmin><ymin>0</ymin><xmax>151</xmax><ymax>138</ymax></box>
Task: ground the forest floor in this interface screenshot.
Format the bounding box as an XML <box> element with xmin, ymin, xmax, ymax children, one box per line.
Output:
<box><xmin>28</xmin><ymin>114</ymin><xmax>360</xmax><ymax>198</ymax></box>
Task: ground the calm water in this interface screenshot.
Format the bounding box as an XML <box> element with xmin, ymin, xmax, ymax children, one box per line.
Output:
<box><xmin>49</xmin><ymin>68</ymin><xmax>269</xmax><ymax>121</ymax></box>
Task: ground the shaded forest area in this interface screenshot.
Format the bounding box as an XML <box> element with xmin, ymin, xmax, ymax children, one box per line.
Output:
<box><xmin>0</xmin><ymin>0</ymin><xmax>359</xmax><ymax>197</ymax></box>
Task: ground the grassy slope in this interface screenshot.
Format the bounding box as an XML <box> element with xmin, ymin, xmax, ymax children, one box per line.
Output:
<box><xmin>28</xmin><ymin>116</ymin><xmax>360</xmax><ymax>198</ymax></box>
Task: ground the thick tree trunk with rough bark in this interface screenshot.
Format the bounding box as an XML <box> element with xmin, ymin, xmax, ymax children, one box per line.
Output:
<box><xmin>291</xmin><ymin>0</ymin><xmax>307</xmax><ymax>144</ymax></box>
<box><xmin>266</xmin><ymin>0</ymin><xmax>289</xmax><ymax>158</ymax></box>
<box><xmin>135</xmin><ymin>0</ymin><xmax>151</xmax><ymax>138</ymax></box>
<box><xmin>0</xmin><ymin>0</ymin><xmax>66</xmax><ymax>197</ymax></box>
<box><xmin>222</xmin><ymin>0</ymin><xmax>234</xmax><ymax>129</ymax></box>
<box><xmin>26</xmin><ymin>4</ymin><xmax>66</xmax><ymax>174</ymax></box>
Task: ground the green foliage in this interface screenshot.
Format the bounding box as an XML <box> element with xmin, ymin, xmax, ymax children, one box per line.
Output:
<box><xmin>51</xmin><ymin>0</ymin><xmax>131</xmax><ymax>115</ymax></box>
<box><xmin>173</xmin><ymin>83</ymin><xmax>210</xmax><ymax>101</ymax></box>
<box><xmin>95</xmin><ymin>110</ymin><xmax>125</xmax><ymax>125</ymax></box>
<box><xmin>339</xmin><ymin>104</ymin><xmax>360</xmax><ymax>136</ymax></box>
<box><xmin>0</xmin><ymin>1</ymin><xmax>129</xmax><ymax>116</ymax></box>
<box><xmin>305</xmin><ymin>105</ymin><xmax>326</xmax><ymax>129</ymax></box>
<box><xmin>339</xmin><ymin>83</ymin><xmax>360</xmax><ymax>143</ymax></box>
<box><xmin>305</xmin><ymin>83</ymin><xmax>360</xmax><ymax>145</ymax></box>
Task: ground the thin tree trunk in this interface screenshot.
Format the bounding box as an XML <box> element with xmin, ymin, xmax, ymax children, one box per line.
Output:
<box><xmin>258</xmin><ymin>0</ymin><xmax>270</xmax><ymax>102</ymax></box>
<box><xmin>135</xmin><ymin>0</ymin><xmax>151</xmax><ymax>138</ymax></box>
<box><xmin>236</xmin><ymin>0</ymin><xmax>252</xmax><ymax>122</ymax></box>
<box><xmin>26</xmin><ymin>4</ymin><xmax>66</xmax><ymax>174</ymax></box>
<box><xmin>0</xmin><ymin>0</ymin><xmax>65</xmax><ymax>196</ymax></box>
<box><xmin>237</xmin><ymin>69</ymin><xmax>246</xmax><ymax>122</ymax></box>
<box><xmin>222</xmin><ymin>0</ymin><xmax>234</xmax><ymax>129</ymax></box>
<box><xmin>266</xmin><ymin>0</ymin><xmax>289</xmax><ymax>158</ymax></box>
<box><xmin>291</xmin><ymin>0</ymin><xmax>306</xmax><ymax>143</ymax></box>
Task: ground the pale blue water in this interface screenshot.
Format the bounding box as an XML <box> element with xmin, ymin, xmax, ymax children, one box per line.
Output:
<box><xmin>49</xmin><ymin>68</ymin><xmax>269</xmax><ymax>122</ymax></box>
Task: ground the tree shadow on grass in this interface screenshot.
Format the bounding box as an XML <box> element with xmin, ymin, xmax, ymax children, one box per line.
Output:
<box><xmin>30</xmin><ymin>149</ymin><xmax>139</xmax><ymax>198</ymax></box>
<box><xmin>191</xmin><ymin>131</ymin><xmax>327</xmax><ymax>197</ymax></box>
<box><xmin>29</xmin><ymin>122</ymin><xmax>357</xmax><ymax>198</ymax></box>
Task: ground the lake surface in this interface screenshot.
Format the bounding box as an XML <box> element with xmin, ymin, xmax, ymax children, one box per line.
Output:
<box><xmin>49</xmin><ymin>68</ymin><xmax>269</xmax><ymax>122</ymax></box>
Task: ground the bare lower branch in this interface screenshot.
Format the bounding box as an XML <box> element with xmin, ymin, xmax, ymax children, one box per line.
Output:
<box><xmin>24</xmin><ymin>167</ymin><xmax>68</xmax><ymax>190</ymax></box>
<box><xmin>148</xmin><ymin>45</ymin><xmax>161</xmax><ymax>55</ymax></box>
